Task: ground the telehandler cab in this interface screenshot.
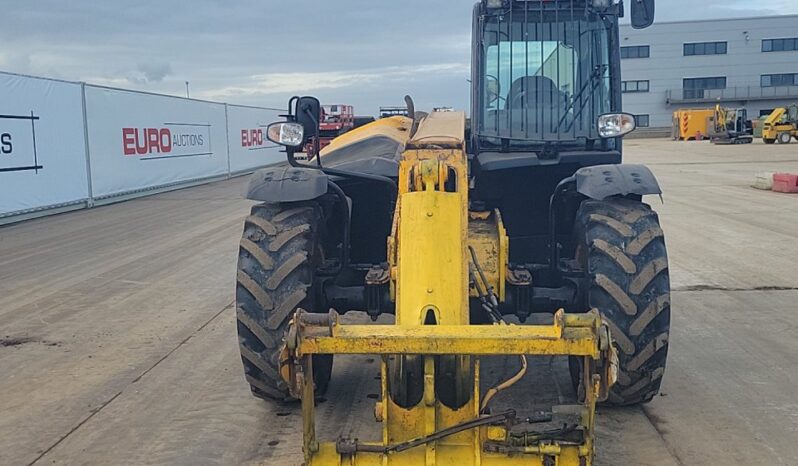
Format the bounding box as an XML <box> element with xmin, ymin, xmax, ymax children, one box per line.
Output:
<box><xmin>235</xmin><ymin>1</ymin><xmax>669</xmax><ymax>464</ymax></box>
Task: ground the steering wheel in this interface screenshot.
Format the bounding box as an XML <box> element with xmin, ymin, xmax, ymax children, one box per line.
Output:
<box><xmin>506</xmin><ymin>82</ymin><xmax>565</xmax><ymax>110</ymax></box>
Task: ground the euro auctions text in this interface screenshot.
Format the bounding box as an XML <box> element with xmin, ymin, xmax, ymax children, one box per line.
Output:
<box><xmin>122</xmin><ymin>126</ymin><xmax>209</xmax><ymax>157</ymax></box>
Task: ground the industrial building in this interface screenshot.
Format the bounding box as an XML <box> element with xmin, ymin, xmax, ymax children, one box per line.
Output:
<box><xmin>620</xmin><ymin>14</ymin><xmax>798</xmax><ymax>129</ymax></box>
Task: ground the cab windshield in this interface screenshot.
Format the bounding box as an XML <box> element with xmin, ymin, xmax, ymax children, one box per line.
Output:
<box><xmin>478</xmin><ymin>8</ymin><xmax>611</xmax><ymax>147</ymax></box>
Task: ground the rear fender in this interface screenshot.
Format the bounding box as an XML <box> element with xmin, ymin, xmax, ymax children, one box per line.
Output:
<box><xmin>246</xmin><ymin>166</ymin><xmax>328</xmax><ymax>202</ymax></box>
<box><xmin>574</xmin><ymin>164</ymin><xmax>661</xmax><ymax>200</ymax></box>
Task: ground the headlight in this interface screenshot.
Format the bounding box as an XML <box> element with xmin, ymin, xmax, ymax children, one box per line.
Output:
<box><xmin>597</xmin><ymin>113</ymin><xmax>637</xmax><ymax>138</ymax></box>
<box><xmin>266</xmin><ymin>122</ymin><xmax>305</xmax><ymax>147</ymax></box>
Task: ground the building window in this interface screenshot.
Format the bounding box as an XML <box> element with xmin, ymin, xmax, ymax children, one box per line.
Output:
<box><xmin>761</xmin><ymin>73</ymin><xmax>798</xmax><ymax>87</ymax></box>
<box><xmin>760</xmin><ymin>109</ymin><xmax>776</xmax><ymax>117</ymax></box>
<box><xmin>762</xmin><ymin>38</ymin><xmax>798</xmax><ymax>52</ymax></box>
<box><xmin>683</xmin><ymin>77</ymin><xmax>726</xmax><ymax>99</ymax></box>
<box><xmin>621</xmin><ymin>45</ymin><xmax>650</xmax><ymax>59</ymax></box>
<box><xmin>622</xmin><ymin>80</ymin><xmax>650</xmax><ymax>93</ymax></box>
<box><xmin>635</xmin><ymin>115</ymin><xmax>650</xmax><ymax>128</ymax></box>
<box><xmin>684</xmin><ymin>42</ymin><xmax>727</xmax><ymax>56</ymax></box>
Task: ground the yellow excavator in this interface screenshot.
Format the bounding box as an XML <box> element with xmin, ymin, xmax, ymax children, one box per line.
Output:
<box><xmin>235</xmin><ymin>1</ymin><xmax>669</xmax><ymax>465</ymax></box>
<box><xmin>762</xmin><ymin>106</ymin><xmax>798</xmax><ymax>144</ymax></box>
<box><xmin>709</xmin><ymin>104</ymin><xmax>753</xmax><ymax>145</ymax></box>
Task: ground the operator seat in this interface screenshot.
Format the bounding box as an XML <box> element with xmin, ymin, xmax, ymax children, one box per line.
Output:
<box><xmin>506</xmin><ymin>75</ymin><xmax>565</xmax><ymax>110</ymax></box>
<box><xmin>504</xmin><ymin>75</ymin><xmax>567</xmax><ymax>133</ymax></box>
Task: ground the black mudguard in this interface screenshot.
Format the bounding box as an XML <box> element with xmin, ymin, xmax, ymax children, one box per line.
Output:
<box><xmin>574</xmin><ymin>164</ymin><xmax>661</xmax><ymax>200</ymax></box>
<box><xmin>246</xmin><ymin>166</ymin><xmax>328</xmax><ymax>203</ymax></box>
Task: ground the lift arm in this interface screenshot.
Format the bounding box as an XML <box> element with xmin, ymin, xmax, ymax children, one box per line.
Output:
<box><xmin>281</xmin><ymin>111</ymin><xmax>617</xmax><ymax>466</ymax></box>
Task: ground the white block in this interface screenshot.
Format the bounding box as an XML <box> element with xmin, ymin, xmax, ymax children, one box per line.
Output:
<box><xmin>752</xmin><ymin>172</ymin><xmax>774</xmax><ymax>190</ymax></box>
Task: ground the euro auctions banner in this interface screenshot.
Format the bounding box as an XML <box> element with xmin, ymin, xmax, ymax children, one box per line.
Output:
<box><xmin>0</xmin><ymin>73</ymin><xmax>89</xmax><ymax>216</ymax></box>
<box><xmin>225</xmin><ymin>104</ymin><xmax>284</xmax><ymax>173</ymax></box>
<box><xmin>85</xmin><ymin>86</ymin><xmax>228</xmax><ymax>198</ymax></box>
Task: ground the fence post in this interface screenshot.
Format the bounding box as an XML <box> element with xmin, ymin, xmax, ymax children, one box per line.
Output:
<box><xmin>80</xmin><ymin>82</ymin><xmax>95</xmax><ymax>207</ymax></box>
<box><xmin>224</xmin><ymin>104</ymin><xmax>232</xmax><ymax>178</ymax></box>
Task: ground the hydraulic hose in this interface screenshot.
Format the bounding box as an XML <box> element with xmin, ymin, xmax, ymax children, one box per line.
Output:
<box><xmin>480</xmin><ymin>352</ymin><xmax>528</xmax><ymax>414</ymax></box>
<box><xmin>467</xmin><ymin>245</ymin><xmax>529</xmax><ymax>413</ymax></box>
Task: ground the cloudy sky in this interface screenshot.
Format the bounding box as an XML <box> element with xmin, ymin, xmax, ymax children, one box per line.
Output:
<box><xmin>2</xmin><ymin>1</ymin><xmax>797</xmax><ymax>115</ymax></box>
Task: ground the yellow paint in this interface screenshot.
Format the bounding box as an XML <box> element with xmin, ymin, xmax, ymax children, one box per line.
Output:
<box><xmin>761</xmin><ymin>107</ymin><xmax>798</xmax><ymax>141</ymax></box>
<box><xmin>288</xmin><ymin>111</ymin><xmax>606</xmax><ymax>466</ymax></box>
<box><xmin>299</xmin><ymin>319</ymin><xmax>599</xmax><ymax>357</ymax></box>
<box><xmin>672</xmin><ymin>108</ymin><xmax>714</xmax><ymax>140</ymax></box>
<box><xmin>320</xmin><ymin>115</ymin><xmax>412</xmax><ymax>157</ymax></box>
<box><xmin>395</xmin><ymin>190</ymin><xmax>467</xmax><ymax>325</ymax></box>
<box><xmin>467</xmin><ymin>210</ymin><xmax>509</xmax><ymax>301</ymax></box>
<box><xmin>763</xmin><ymin>107</ymin><xmax>787</xmax><ymax>127</ymax></box>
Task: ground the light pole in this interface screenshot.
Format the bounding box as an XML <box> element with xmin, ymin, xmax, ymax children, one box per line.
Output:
<box><xmin>185</xmin><ymin>81</ymin><xmax>190</xmax><ymax>98</ymax></box>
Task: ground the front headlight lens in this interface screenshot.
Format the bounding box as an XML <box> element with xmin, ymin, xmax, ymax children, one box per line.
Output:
<box><xmin>266</xmin><ymin>122</ymin><xmax>305</xmax><ymax>147</ymax></box>
<box><xmin>597</xmin><ymin>113</ymin><xmax>637</xmax><ymax>138</ymax></box>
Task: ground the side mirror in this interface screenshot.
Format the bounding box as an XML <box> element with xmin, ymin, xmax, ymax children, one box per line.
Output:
<box><xmin>630</xmin><ymin>0</ymin><xmax>655</xmax><ymax>29</ymax></box>
<box><xmin>266</xmin><ymin>122</ymin><xmax>305</xmax><ymax>147</ymax></box>
<box><xmin>293</xmin><ymin>96</ymin><xmax>321</xmax><ymax>147</ymax></box>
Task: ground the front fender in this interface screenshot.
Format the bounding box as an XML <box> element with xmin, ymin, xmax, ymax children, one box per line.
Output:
<box><xmin>246</xmin><ymin>166</ymin><xmax>328</xmax><ymax>203</ymax></box>
<box><xmin>574</xmin><ymin>164</ymin><xmax>661</xmax><ymax>200</ymax></box>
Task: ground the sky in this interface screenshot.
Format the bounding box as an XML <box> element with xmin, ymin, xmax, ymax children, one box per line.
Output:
<box><xmin>2</xmin><ymin>1</ymin><xmax>798</xmax><ymax>116</ymax></box>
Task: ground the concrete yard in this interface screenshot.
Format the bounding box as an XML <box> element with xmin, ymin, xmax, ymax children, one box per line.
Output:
<box><xmin>1</xmin><ymin>139</ymin><xmax>798</xmax><ymax>466</ymax></box>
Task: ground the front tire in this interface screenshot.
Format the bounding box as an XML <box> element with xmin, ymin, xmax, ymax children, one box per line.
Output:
<box><xmin>236</xmin><ymin>202</ymin><xmax>333</xmax><ymax>402</ymax></box>
<box><xmin>573</xmin><ymin>198</ymin><xmax>671</xmax><ymax>405</ymax></box>
<box><xmin>778</xmin><ymin>132</ymin><xmax>792</xmax><ymax>144</ymax></box>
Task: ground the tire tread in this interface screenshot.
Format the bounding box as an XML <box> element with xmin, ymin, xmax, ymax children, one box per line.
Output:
<box><xmin>577</xmin><ymin>198</ymin><xmax>671</xmax><ymax>405</ymax></box>
<box><xmin>236</xmin><ymin>201</ymin><xmax>332</xmax><ymax>402</ymax></box>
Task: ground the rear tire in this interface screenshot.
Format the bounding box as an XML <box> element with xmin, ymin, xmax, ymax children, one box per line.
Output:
<box><xmin>764</xmin><ymin>138</ymin><xmax>776</xmax><ymax>144</ymax></box>
<box><xmin>236</xmin><ymin>202</ymin><xmax>333</xmax><ymax>402</ymax></box>
<box><xmin>572</xmin><ymin>198</ymin><xmax>671</xmax><ymax>405</ymax></box>
<box><xmin>778</xmin><ymin>132</ymin><xmax>792</xmax><ymax>144</ymax></box>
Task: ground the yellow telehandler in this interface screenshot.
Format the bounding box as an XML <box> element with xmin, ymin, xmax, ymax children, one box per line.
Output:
<box><xmin>762</xmin><ymin>106</ymin><xmax>798</xmax><ymax>144</ymax></box>
<box><xmin>235</xmin><ymin>1</ymin><xmax>669</xmax><ymax>464</ymax></box>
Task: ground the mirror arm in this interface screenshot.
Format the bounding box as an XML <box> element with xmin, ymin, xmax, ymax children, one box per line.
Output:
<box><xmin>287</xmin><ymin>96</ymin><xmax>300</xmax><ymax>119</ymax></box>
<box><xmin>301</xmin><ymin>106</ymin><xmax>323</xmax><ymax>168</ymax></box>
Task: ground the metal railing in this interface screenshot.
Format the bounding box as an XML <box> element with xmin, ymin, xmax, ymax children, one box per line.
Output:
<box><xmin>666</xmin><ymin>86</ymin><xmax>798</xmax><ymax>103</ymax></box>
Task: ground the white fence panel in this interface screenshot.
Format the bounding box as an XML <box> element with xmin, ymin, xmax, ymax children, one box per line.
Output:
<box><xmin>0</xmin><ymin>73</ymin><xmax>89</xmax><ymax>216</ymax></box>
<box><xmin>226</xmin><ymin>104</ymin><xmax>285</xmax><ymax>173</ymax></box>
<box><xmin>85</xmin><ymin>86</ymin><xmax>229</xmax><ymax>198</ymax></box>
